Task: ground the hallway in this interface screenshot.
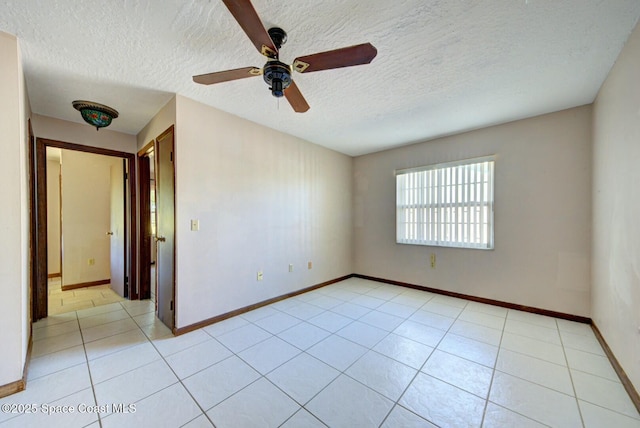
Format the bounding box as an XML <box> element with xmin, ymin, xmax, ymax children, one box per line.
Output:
<box><xmin>47</xmin><ymin>278</ymin><xmax>124</xmax><ymax>316</ymax></box>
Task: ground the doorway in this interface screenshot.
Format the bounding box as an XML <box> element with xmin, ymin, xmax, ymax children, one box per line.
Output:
<box><xmin>45</xmin><ymin>148</ymin><xmax>129</xmax><ymax>315</ymax></box>
<box><xmin>32</xmin><ymin>138</ymin><xmax>137</xmax><ymax>321</ymax></box>
<box><xmin>138</xmin><ymin>126</ymin><xmax>175</xmax><ymax>331</ymax></box>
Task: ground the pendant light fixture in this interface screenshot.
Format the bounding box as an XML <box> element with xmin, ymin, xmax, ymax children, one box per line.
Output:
<box><xmin>72</xmin><ymin>100</ymin><xmax>119</xmax><ymax>130</ymax></box>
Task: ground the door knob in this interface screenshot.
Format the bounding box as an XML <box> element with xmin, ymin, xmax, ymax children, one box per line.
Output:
<box><xmin>156</xmin><ymin>236</ymin><xmax>166</xmax><ymax>242</ymax></box>
<box><xmin>106</xmin><ymin>231</ymin><xmax>114</xmax><ymax>236</ymax></box>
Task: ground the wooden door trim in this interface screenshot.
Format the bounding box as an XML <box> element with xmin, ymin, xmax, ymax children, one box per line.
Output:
<box><xmin>31</xmin><ymin>138</ymin><xmax>138</xmax><ymax>320</ymax></box>
<box><xmin>137</xmin><ymin>152</ymin><xmax>152</xmax><ymax>300</ymax></box>
<box><xmin>33</xmin><ymin>139</ymin><xmax>47</xmax><ymax>320</ymax></box>
<box><xmin>58</xmin><ymin>169</ymin><xmax>63</xmax><ymax>278</ymax></box>
<box><xmin>28</xmin><ymin>119</ymin><xmax>38</xmax><ymax>322</ymax></box>
<box><xmin>156</xmin><ymin>126</ymin><xmax>174</xmax><ymax>144</ymax></box>
<box><xmin>138</xmin><ymin>140</ymin><xmax>154</xmax><ymax>156</ymax></box>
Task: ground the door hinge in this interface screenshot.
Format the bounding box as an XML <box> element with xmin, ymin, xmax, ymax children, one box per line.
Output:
<box><xmin>124</xmin><ymin>172</ymin><xmax>128</xmax><ymax>179</ymax></box>
<box><xmin>170</xmin><ymin>152</ymin><xmax>173</xmax><ymax>162</ymax></box>
<box><xmin>125</xmin><ymin>276</ymin><xmax>129</xmax><ymax>286</ymax></box>
<box><xmin>170</xmin><ymin>300</ymin><xmax>174</xmax><ymax>311</ymax></box>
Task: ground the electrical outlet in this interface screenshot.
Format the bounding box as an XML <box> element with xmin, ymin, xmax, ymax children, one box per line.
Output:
<box><xmin>289</xmin><ymin>264</ymin><xmax>294</xmax><ymax>272</ymax></box>
<box><xmin>88</xmin><ymin>258</ymin><xmax>95</xmax><ymax>266</ymax></box>
<box><xmin>257</xmin><ymin>271</ymin><xmax>263</xmax><ymax>281</ymax></box>
<box><xmin>430</xmin><ymin>253</ymin><xmax>436</xmax><ymax>269</ymax></box>
<box><xmin>308</xmin><ymin>261</ymin><xmax>313</xmax><ymax>270</ymax></box>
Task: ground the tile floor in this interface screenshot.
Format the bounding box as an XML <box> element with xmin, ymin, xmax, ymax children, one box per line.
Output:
<box><xmin>2</xmin><ymin>278</ymin><xmax>639</xmax><ymax>427</ymax></box>
<box><xmin>48</xmin><ymin>278</ymin><xmax>124</xmax><ymax>315</ymax></box>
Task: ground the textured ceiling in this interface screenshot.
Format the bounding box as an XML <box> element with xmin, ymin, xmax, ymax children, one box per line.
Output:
<box><xmin>2</xmin><ymin>0</ymin><xmax>639</xmax><ymax>156</ymax></box>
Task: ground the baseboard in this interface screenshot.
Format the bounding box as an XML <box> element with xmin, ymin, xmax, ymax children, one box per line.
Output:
<box><xmin>174</xmin><ymin>272</ymin><xmax>593</xmax><ymax>335</ymax></box>
<box><xmin>591</xmin><ymin>323</ymin><xmax>640</xmax><ymax>414</ymax></box>
<box><xmin>173</xmin><ymin>274</ymin><xmax>354</xmax><ymax>336</ymax></box>
<box><xmin>0</xmin><ymin>326</ymin><xmax>32</xmax><ymax>398</ymax></box>
<box><xmin>354</xmin><ymin>274</ymin><xmax>592</xmax><ymax>324</ymax></box>
<box><xmin>47</xmin><ymin>272</ymin><xmax>61</xmax><ymax>279</ymax></box>
<box><xmin>61</xmin><ymin>279</ymin><xmax>110</xmax><ymax>291</ymax></box>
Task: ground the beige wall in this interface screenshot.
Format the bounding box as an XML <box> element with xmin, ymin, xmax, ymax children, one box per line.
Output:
<box><xmin>18</xmin><ymin>34</ymin><xmax>31</xmax><ymax>374</ymax></box>
<box><xmin>60</xmin><ymin>150</ymin><xmax>120</xmax><ymax>286</ymax></box>
<box><xmin>172</xmin><ymin>95</ymin><xmax>353</xmax><ymax>327</ymax></box>
<box><xmin>137</xmin><ymin>96</ymin><xmax>176</xmax><ymax>151</ymax></box>
<box><xmin>592</xmin><ymin>21</ymin><xmax>640</xmax><ymax>391</ymax></box>
<box><xmin>32</xmin><ymin>114</ymin><xmax>137</xmax><ymax>154</ymax></box>
<box><xmin>354</xmin><ymin>106</ymin><xmax>592</xmax><ymax>317</ymax></box>
<box><xmin>0</xmin><ymin>31</ymin><xmax>30</xmax><ymax>387</ymax></box>
<box><xmin>47</xmin><ymin>159</ymin><xmax>61</xmax><ymax>275</ymax></box>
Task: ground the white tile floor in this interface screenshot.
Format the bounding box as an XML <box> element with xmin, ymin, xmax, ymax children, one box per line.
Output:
<box><xmin>47</xmin><ymin>278</ymin><xmax>125</xmax><ymax>315</ymax></box>
<box><xmin>2</xmin><ymin>278</ymin><xmax>639</xmax><ymax>427</ymax></box>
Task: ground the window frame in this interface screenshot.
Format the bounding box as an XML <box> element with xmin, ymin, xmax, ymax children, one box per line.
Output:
<box><xmin>395</xmin><ymin>156</ymin><xmax>495</xmax><ymax>250</ymax></box>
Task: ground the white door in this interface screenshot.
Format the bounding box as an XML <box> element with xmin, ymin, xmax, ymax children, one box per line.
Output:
<box><xmin>109</xmin><ymin>160</ymin><xmax>126</xmax><ymax>297</ymax></box>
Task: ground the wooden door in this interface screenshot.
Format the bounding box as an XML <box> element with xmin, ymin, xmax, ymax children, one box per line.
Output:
<box><xmin>154</xmin><ymin>126</ymin><xmax>175</xmax><ymax>329</ymax></box>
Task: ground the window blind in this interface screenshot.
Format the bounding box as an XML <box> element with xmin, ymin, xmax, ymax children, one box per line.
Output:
<box><xmin>396</xmin><ymin>156</ymin><xmax>495</xmax><ymax>249</ymax></box>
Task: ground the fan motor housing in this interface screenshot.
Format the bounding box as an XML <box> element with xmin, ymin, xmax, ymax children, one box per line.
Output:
<box><xmin>267</xmin><ymin>27</ymin><xmax>287</xmax><ymax>50</ymax></box>
<box><xmin>263</xmin><ymin>60</ymin><xmax>292</xmax><ymax>98</ymax></box>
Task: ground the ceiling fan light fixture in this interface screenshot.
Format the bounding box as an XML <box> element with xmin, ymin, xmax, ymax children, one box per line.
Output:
<box><xmin>271</xmin><ymin>79</ymin><xmax>284</xmax><ymax>97</ymax></box>
<box><xmin>263</xmin><ymin>60</ymin><xmax>292</xmax><ymax>98</ymax></box>
<box><xmin>72</xmin><ymin>100</ymin><xmax>119</xmax><ymax>130</ymax></box>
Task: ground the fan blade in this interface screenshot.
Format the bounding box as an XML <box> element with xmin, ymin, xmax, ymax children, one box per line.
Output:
<box><xmin>292</xmin><ymin>43</ymin><xmax>377</xmax><ymax>73</ymax></box>
<box><xmin>285</xmin><ymin>81</ymin><xmax>310</xmax><ymax>113</ymax></box>
<box><xmin>193</xmin><ymin>67</ymin><xmax>261</xmax><ymax>85</ymax></box>
<box><xmin>222</xmin><ymin>0</ymin><xmax>278</xmax><ymax>58</ymax></box>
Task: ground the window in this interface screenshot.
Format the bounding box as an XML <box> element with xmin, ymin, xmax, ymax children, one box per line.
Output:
<box><xmin>396</xmin><ymin>156</ymin><xmax>495</xmax><ymax>249</ymax></box>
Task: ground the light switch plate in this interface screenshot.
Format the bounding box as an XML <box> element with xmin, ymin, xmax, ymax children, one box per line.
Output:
<box><xmin>191</xmin><ymin>219</ymin><xmax>199</xmax><ymax>231</ymax></box>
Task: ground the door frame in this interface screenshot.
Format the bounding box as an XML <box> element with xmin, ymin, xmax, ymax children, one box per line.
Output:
<box><xmin>137</xmin><ymin>140</ymin><xmax>154</xmax><ymax>300</ymax></box>
<box><xmin>31</xmin><ymin>137</ymin><xmax>138</xmax><ymax>321</ymax></box>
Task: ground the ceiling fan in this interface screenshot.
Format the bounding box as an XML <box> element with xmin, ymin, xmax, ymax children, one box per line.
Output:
<box><xmin>193</xmin><ymin>0</ymin><xmax>378</xmax><ymax>113</ymax></box>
